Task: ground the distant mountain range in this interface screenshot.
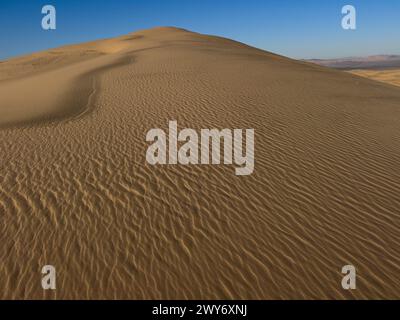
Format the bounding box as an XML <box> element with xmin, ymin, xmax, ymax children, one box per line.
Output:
<box><xmin>305</xmin><ymin>55</ymin><xmax>400</xmax><ymax>70</ymax></box>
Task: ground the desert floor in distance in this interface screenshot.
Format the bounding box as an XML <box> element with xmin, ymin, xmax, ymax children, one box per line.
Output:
<box><xmin>349</xmin><ymin>69</ymin><xmax>400</xmax><ymax>87</ymax></box>
<box><xmin>0</xmin><ymin>27</ymin><xmax>400</xmax><ymax>299</ymax></box>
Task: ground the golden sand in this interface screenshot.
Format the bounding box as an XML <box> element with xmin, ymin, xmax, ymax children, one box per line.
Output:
<box><xmin>349</xmin><ymin>69</ymin><xmax>400</xmax><ymax>87</ymax></box>
<box><xmin>1</xmin><ymin>27</ymin><xmax>400</xmax><ymax>299</ymax></box>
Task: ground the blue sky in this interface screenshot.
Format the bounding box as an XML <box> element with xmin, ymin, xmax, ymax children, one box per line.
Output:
<box><xmin>0</xmin><ymin>0</ymin><xmax>399</xmax><ymax>60</ymax></box>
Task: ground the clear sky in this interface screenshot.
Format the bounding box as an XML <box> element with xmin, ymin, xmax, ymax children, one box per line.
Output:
<box><xmin>0</xmin><ymin>0</ymin><xmax>399</xmax><ymax>60</ymax></box>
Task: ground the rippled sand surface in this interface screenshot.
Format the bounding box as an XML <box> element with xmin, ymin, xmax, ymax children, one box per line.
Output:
<box><xmin>1</xmin><ymin>27</ymin><xmax>400</xmax><ymax>299</ymax></box>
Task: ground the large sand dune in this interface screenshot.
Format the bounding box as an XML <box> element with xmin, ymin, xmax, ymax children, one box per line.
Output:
<box><xmin>1</xmin><ymin>27</ymin><xmax>400</xmax><ymax>299</ymax></box>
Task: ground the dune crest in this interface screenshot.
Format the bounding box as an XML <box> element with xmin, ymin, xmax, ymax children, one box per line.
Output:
<box><xmin>0</xmin><ymin>29</ymin><xmax>167</xmax><ymax>127</ymax></box>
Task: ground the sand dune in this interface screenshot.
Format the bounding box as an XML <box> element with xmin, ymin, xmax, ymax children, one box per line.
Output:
<box><xmin>349</xmin><ymin>69</ymin><xmax>400</xmax><ymax>87</ymax></box>
<box><xmin>1</xmin><ymin>27</ymin><xmax>400</xmax><ymax>299</ymax></box>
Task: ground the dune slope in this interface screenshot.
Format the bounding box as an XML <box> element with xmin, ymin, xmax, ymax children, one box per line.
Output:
<box><xmin>0</xmin><ymin>27</ymin><xmax>400</xmax><ymax>299</ymax></box>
